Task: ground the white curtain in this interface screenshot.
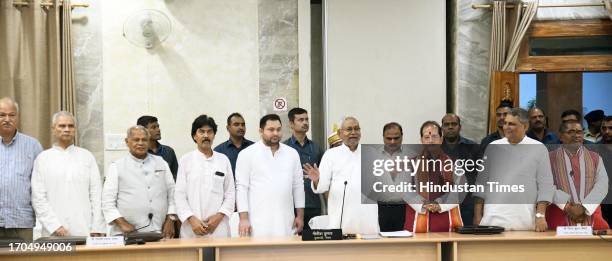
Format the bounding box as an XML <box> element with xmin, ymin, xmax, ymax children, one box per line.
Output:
<box><xmin>605</xmin><ymin>0</ymin><xmax>612</xmax><ymax>20</ymax></box>
<box><xmin>489</xmin><ymin>1</ymin><xmax>507</xmax><ymax>72</ymax></box>
<box><xmin>487</xmin><ymin>1</ymin><xmax>539</xmax><ymax>133</ymax></box>
<box><xmin>488</xmin><ymin>0</ymin><xmax>539</xmax><ymax>73</ymax></box>
<box><xmin>502</xmin><ymin>1</ymin><xmax>539</xmax><ymax>71</ymax></box>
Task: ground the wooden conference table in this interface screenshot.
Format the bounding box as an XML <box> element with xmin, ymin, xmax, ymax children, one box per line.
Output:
<box><xmin>1</xmin><ymin>231</ymin><xmax>611</xmax><ymax>261</ymax></box>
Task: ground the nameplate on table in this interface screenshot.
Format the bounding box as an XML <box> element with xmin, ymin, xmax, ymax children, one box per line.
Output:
<box><xmin>379</xmin><ymin>230</ymin><xmax>413</xmax><ymax>238</ymax></box>
<box><xmin>302</xmin><ymin>229</ymin><xmax>343</xmax><ymax>241</ymax></box>
<box><xmin>556</xmin><ymin>226</ymin><xmax>593</xmax><ymax>236</ymax></box>
<box><xmin>86</xmin><ymin>236</ymin><xmax>125</xmax><ymax>247</ymax></box>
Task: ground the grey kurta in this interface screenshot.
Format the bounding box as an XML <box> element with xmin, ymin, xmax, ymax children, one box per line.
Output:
<box><xmin>475</xmin><ymin>136</ymin><xmax>554</xmax><ymax>230</ymax></box>
<box><xmin>102</xmin><ymin>154</ymin><xmax>176</xmax><ymax>235</ymax></box>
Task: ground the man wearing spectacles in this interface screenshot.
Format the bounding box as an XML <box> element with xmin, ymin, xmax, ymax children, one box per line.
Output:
<box><xmin>304</xmin><ymin>117</ymin><xmax>380</xmax><ymax>235</ymax></box>
<box><xmin>0</xmin><ymin>97</ymin><xmax>43</xmax><ymax>241</ymax></box>
<box><xmin>545</xmin><ymin>120</ymin><xmax>609</xmax><ymax>230</ymax></box>
<box><xmin>474</xmin><ymin>108</ymin><xmax>554</xmax><ymax>232</ymax></box>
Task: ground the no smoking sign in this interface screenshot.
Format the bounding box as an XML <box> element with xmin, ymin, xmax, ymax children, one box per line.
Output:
<box><xmin>273</xmin><ymin>97</ymin><xmax>288</xmax><ymax>112</ymax></box>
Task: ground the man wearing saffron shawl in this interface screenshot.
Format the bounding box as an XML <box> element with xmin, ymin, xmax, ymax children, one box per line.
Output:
<box><xmin>404</xmin><ymin>121</ymin><xmax>463</xmax><ymax>232</ymax></box>
<box><xmin>546</xmin><ymin>120</ymin><xmax>609</xmax><ymax>230</ymax></box>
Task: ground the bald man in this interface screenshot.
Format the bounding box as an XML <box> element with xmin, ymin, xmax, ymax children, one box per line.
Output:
<box><xmin>0</xmin><ymin>97</ymin><xmax>43</xmax><ymax>241</ymax></box>
<box><xmin>304</xmin><ymin>117</ymin><xmax>379</xmax><ymax>235</ymax></box>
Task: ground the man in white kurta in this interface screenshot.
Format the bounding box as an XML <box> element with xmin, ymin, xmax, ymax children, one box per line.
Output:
<box><xmin>32</xmin><ymin>112</ymin><xmax>105</xmax><ymax>237</ymax></box>
<box><xmin>102</xmin><ymin>126</ymin><xmax>177</xmax><ymax>237</ymax></box>
<box><xmin>175</xmin><ymin>115</ymin><xmax>235</xmax><ymax>238</ymax></box>
<box><xmin>235</xmin><ymin>114</ymin><xmax>305</xmax><ymax>237</ymax></box>
<box><xmin>306</xmin><ymin>117</ymin><xmax>380</xmax><ymax>235</ymax></box>
<box><xmin>474</xmin><ymin>108</ymin><xmax>554</xmax><ymax>231</ymax></box>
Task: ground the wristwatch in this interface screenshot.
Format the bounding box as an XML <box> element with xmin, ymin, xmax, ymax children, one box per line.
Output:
<box><xmin>535</xmin><ymin>213</ymin><xmax>545</xmax><ymax>219</ymax></box>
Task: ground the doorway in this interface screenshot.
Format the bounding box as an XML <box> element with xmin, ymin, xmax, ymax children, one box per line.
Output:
<box><xmin>519</xmin><ymin>71</ymin><xmax>612</xmax><ymax>132</ymax></box>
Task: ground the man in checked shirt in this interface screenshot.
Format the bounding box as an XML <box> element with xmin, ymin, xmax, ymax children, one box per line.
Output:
<box><xmin>0</xmin><ymin>97</ymin><xmax>43</xmax><ymax>242</ymax></box>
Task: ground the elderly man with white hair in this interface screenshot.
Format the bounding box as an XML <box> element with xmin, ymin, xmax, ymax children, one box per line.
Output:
<box><xmin>304</xmin><ymin>116</ymin><xmax>380</xmax><ymax>235</ymax></box>
<box><xmin>102</xmin><ymin>125</ymin><xmax>177</xmax><ymax>238</ymax></box>
<box><xmin>0</xmin><ymin>97</ymin><xmax>43</xmax><ymax>241</ymax></box>
<box><xmin>31</xmin><ymin>111</ymin><xmax>105</xmax><ymax>237</ymax></box>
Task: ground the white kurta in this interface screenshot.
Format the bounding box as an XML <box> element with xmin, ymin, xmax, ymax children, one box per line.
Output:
<box><xmin>31</xmin><ymin>145</ymin><xmax>105</xmax><ymax>237</ymax></box>
<box><xmin>102</xmin><ymin>154</ymin><xmax>176</xmax><ymax>236</ymax></box>
<box><xmin>175</xmin><ymin>150</ymin><xmax>235</xmax><ymax>238</ymax></box>
<box><xmin>235</xmin><ymin>141</ymin><xmax>305</xmax><ymax>237</ymax></box>
<box><xmin>476</xmin><ymin>136</ymin><xmax>554</xmax><ymax>231</ymax></box>
<box><xmin>312</xmin><ymin>144</ymin><xmax>380</xmax><ymax>235</ymax></box>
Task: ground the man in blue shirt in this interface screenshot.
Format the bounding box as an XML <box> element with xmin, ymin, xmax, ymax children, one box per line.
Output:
<box><xmin>526</xmin><ymin>107</ymin><xmax>560</xmax><ymax>144</ymax></box>
<box><xmin>0</xmin><ymin>97</ymin><xmax>43</xmax><ymax>241</ymax></box>
<box><xmin>283</xmin><ymin>108</ymin><xmax>324</xmax><ymax>231</ymax></box>
<box><xmin>214</xmin><ymin>113</ymin><xmax>254</xmax><ymax>175</ymax></box>
<box><xmin>137</xmin><ymin>115</ymin><xmax>179</xmax><ymax>180</ymax></box>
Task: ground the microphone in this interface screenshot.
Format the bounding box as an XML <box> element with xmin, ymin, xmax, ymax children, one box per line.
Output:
<box><xmin>339</xmin><ymin>181</ymin><xmax>348</xmax><ymax>229</ymax></box>
<box><xmin>134</xmin><ymin>213</ymin><xmax>154</xmax><ymax>231</ymax></box>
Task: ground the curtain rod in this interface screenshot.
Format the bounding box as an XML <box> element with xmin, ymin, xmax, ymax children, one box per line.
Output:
<box><xmin>13</xmin><ymin>1</ymin><xmax>89</xmax><ymax>9</ymax></box>
<box><xmin>472</xmin><ymin>2</ymin><xmax>605</xmax><ymax>9</ymax></box>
